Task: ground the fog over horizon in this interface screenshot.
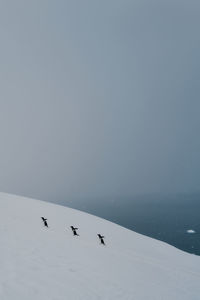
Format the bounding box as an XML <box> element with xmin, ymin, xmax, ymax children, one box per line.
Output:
<box><xmin>0</xmin><ymin>0</ymin><xmax>200</xmax><ymax>205</ymax></box>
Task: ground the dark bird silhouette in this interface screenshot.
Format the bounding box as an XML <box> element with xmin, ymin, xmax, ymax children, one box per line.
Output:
<box><xmin>97</xmin><ymin>234</ymin><xmax>105</xmax><ymax>245</ymax></box>
<box><xmin>70</xmin><ymin>226</ymin><xmax>79</xmax><ymax>236</ymax></box>
<box><xmin>41</xmin><ymin>217</ymin><xmax>48</xmax><ymax>228</ymax></box>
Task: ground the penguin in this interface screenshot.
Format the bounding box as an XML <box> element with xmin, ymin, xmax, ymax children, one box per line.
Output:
<box><xmin>70</xmin><ymin>226</ymin><xmax>79</xmax><ymax>236</ymax></box>
<box><xmin>41</xmin><ymin>217</ymin><xmax>48</xmax><ymax>228</ymax></box>
<box><xmin>97</xmin><ymin>234</ymin><xmax>105</xmax><ymax>245</ymax></box>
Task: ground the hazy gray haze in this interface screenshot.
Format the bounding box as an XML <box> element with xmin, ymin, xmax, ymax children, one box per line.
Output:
<box><xmin>0</xmin><ymin>0</ymin><xmax>200</xmax><ymax>204</ymax></box>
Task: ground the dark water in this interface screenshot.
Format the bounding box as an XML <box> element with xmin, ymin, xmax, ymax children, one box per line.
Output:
<box><xmin>63</xmin><ymin>194</ymin><xmax>200</xmax><ymax>256</ymax></box>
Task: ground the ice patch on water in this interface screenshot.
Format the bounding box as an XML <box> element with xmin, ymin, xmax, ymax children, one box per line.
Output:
<box><xmin>187</xmin><ymin>229</ymin><xmax>196</xmax><ymax>234</ymax></box>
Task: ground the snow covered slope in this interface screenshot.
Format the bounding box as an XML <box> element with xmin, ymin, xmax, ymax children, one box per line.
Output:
<box><xmin>0</xmin><ymin>193</ymin><xmax>200</xmax><ymax>300</ymax></box>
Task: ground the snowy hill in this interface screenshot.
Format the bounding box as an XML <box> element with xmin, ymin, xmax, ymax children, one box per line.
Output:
<box><xmin>0</xmin><ymin>193</ymin><xmax>200</xmax><ymax>300</ymax></box>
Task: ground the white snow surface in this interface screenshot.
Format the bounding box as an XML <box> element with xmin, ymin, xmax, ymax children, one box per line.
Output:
<box><xmin>0</xmin><ymin>193</ymin><xmax>200</xmax><ymax>300</ymax></box>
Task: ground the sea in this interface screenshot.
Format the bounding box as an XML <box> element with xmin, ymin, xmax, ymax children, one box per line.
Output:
<box><xmin>64</xmin><ymin>193</ymin><xmax>200</xmax><ymax>256</ymax></box>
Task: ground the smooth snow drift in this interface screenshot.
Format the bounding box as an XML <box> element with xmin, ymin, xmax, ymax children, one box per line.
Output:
<box><xmin>0</xmin><ymin>193</ymin><xmax>200</xmax><ymax>300</ymax></box>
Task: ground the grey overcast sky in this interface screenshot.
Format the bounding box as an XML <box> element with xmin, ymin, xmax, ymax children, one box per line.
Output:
<box><xmin>0</xmin><ymin>0</ymin><xmax>199</xmax><ymax>203</ymax></box>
